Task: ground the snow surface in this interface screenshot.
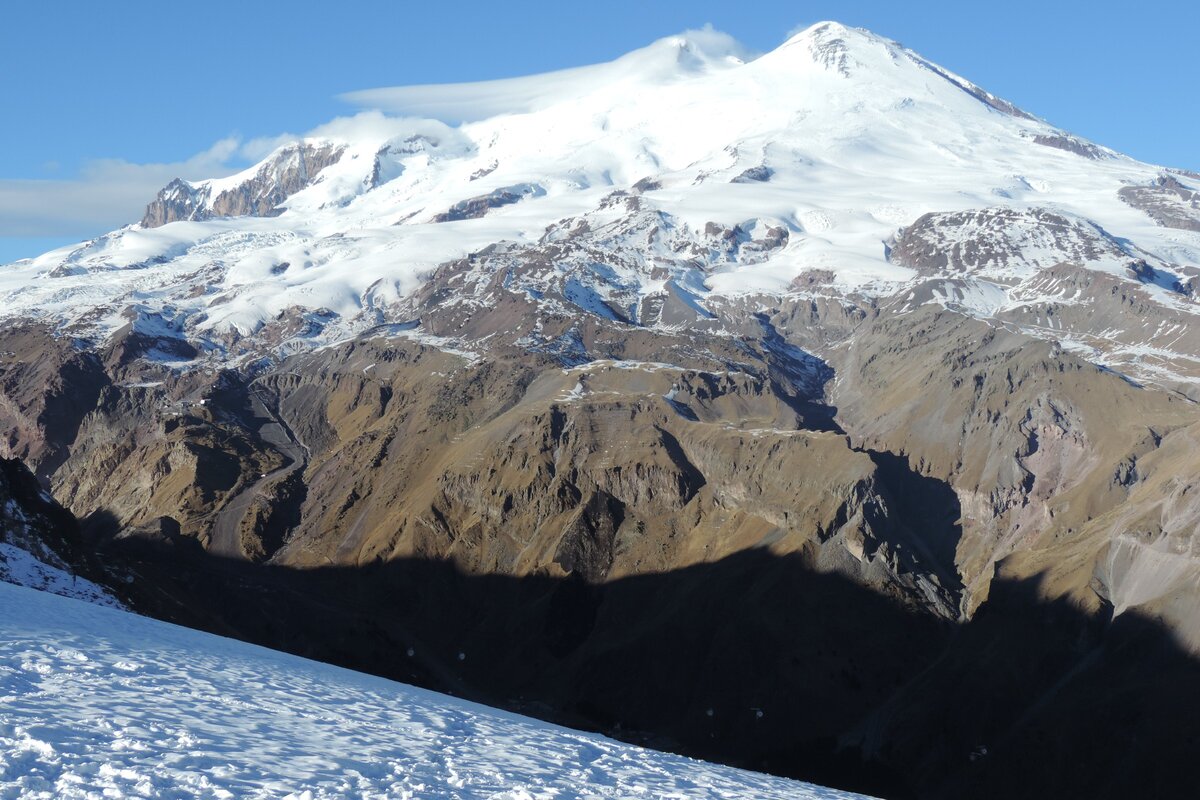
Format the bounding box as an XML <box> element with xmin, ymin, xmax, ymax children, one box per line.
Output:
<box><xmin>0</xmin><ymin>543</ymin><xmax>122</xmax><ymax>611</ymax></box>
<box><xmin>2</xmin><ymin>22</ymin><xmax>1198</xmax><ymax>373</ymax></box>
<box><xmin>0</xmin><ymin>581</ymin><xmax>868</xmax><ymax>799</ymax></box>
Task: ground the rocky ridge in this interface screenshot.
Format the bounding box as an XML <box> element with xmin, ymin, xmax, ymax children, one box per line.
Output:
<box><xmin>140</xmin><ymin>142</ymin><xmax>346</xmax><ymax>228</ymax></box>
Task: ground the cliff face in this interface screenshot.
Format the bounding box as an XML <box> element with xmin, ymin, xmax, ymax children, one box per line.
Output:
<box><xmin>139</xmin><ymin>142</ymin><xmax>345</xmax><ymax>228</ymax></box>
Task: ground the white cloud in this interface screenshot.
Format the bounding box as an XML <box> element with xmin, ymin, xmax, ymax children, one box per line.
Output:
<box><xmin>339</xmin><ymin>28</ymin><xmax>752</xmax><ymax>123</ymax></box>
<box><xmin>238</xmin><ymin>111</ymin><xmax>457</xmax><ymax>160</ymax></box>
<box><xmin>238</xmin><ymin>133</ymin><xmax>302</xmax><ymax>164</ymax></box>
<box><xmin>0</xmin><ymin>110</ymin><xmax>473</xmax><ymax>252</ymax></box>
<box><xmin>0</xmin><ymin>137</ymin><xmax>245</xmax><ymax>238</ymax></box>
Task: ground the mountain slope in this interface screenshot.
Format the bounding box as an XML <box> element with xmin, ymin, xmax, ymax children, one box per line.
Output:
<box><xmin>0</xmin><ymin>457</ymin><xmax>123</xmax><ymax>608</ymax></box>
<box><xmin>0</xmin><ymin>581</ymin><xmax>864</xmax><ymax>799</ymax></box>
<box><xmin>3</xmin><ymin>20</ymin><xmax>1200</xmax><ymax>799</ymax></box>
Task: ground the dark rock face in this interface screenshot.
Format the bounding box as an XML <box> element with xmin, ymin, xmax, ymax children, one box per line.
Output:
<box><xmin>139</xmin><ymin>178</ymin><xmax>206</xmax><ymax>228</ymax></box>
<box><xmin>431</xmin><ymin>184</ymin><xmax>542</xmax><ymax>222</ymax></box>
<box><xmin>552</xmin><ymin>490</ymin><xmax>625</xmax><ymax>583</ymax></box>
<box><xmin>890</xmin><ymin>207</ymin><xmax>1130</xmax><ymax>273</ymax></box>
<box><xmin>731</xmin><ymin>165</ymin><xmax>773</xmax><ymax>183</ymax></box>
<box><xmin>0</xmin><ymin>457</ymin><xmax>80</xmax><ymax>560</ymax></box>
<box><xmin>140</xmin><ymin>142</ymin><xmax>346</xmax><ymax>228</ymax></box>
<box><xmin>0</xmin><ymin>326</ymin><xmax>110</xmax><ymax>479</ymax></box>
<box><xmin>0</xmin><ymin>456</ymin><xmax>122</xmax><ymax>604</ymax></box>
<box><xmin>1033</xmin><ymin>133</ymin><xmax>1110</xmax><ymax>159</ymax></box>
<box><xmin>631</xmin><ymin>177</ymin><xmax>662</xmax><ymax>193</ymax></box>
<box><xmin>1119</xmin><ymin>174</ymin><xmax>1200</xmax><ymax>232</ymax></box>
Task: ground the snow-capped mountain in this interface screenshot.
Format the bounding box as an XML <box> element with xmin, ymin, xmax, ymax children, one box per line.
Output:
<box><xmin>6</xmin><ymin>21</ymin><xmax>1200</xmax><ymax>799</ymax></box>
<box><xmin>3</xmin><ymin>21</ymin><xmax>1198</xmax><ymax>386</ymax></box>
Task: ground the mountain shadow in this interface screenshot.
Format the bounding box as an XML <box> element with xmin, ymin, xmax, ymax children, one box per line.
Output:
<box><xmin>864</xmin><ymin>449</ymin><xmax>965</xmax><ymax>597</ymax></box>
<box><xmin>90</xmin><ymin>531</ymin><xmax>1200</xmax><ymax>800</ymax></box>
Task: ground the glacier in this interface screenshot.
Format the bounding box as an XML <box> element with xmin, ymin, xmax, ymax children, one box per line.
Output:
<box><xmin>3</xmin><ymin>21</ymin><xmax>1198</xmax><ymax>388</ymax></box>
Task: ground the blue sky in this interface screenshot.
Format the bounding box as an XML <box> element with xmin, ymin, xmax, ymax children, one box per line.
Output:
<box><xmin>1</xmin><ymin>0</ymin><xmax>1195</xmax><ymax>263</ymax></box>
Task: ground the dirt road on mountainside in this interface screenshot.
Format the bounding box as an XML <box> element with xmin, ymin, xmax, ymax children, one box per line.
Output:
<box><xmin>208</xmin><ymin>386</ymin><xmax>307</xmax><ymax>559</ymax></box>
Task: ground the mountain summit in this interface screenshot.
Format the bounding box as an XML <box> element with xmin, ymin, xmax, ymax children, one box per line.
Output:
<box><xmin>3</xmin><ymin>21</ymin><xmax>1196</xmax><ymax>385</ymax></box>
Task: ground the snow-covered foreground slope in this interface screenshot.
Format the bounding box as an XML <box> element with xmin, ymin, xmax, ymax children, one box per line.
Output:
<box><xmin>0</xmin><ymin>543</ymin><xmax>122</xmax><ymax>610</ymax></box>
<box><xmin>0</xmin><ymin>582</ymin><xmax>866</xmax><ymax>799</ymax></box>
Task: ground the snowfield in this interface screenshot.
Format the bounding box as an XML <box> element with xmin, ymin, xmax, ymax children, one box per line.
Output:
<box><xmin>0</xmin><ymin>582</ymin><xmax>867</xmax><ymax>799</ymax></box>
<box><xmin>0</xmin><ymin>543</ymin><xmax>123</xmax><ymax>612</ymax></box>
<box><xmin>3</xmin><ymin>21</ymin><xmax>1198</xmax><ymax>385</ymax></box>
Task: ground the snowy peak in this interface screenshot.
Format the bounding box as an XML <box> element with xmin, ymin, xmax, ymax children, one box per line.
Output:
<box><xmin>345</xmin><ymin>20</ymin><xmax>1038</xmax><ymax>131</ymax></box>
<box><xmin>140</xmin><ymin>140</ymin><xmax>346</xmax><ymax>228</ymax></box>
<box><xmin>777</xmin><ymin>21</ymin><xmax>875</xmax><ymax>75</ymax></box>
<box><xmin>761</xmin><ymin>21</ymin><xmax>1035</xmax><ymax>122</ymax></box>
<box><xmin>623</xmin><ymin>27</ymin><xmax>752</xmax><ymax>76</ymax></box>
<box><xmin>5</xmin><ymin>21</ymin><xmax>1200</xmax><ymax>391</ymax></box>
<box><xmin>342</xmin><ymin>28</ymin><xmax>750</xmax><ymax>121</ymax></box>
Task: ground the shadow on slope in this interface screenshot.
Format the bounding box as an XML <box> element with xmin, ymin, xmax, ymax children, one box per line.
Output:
<box><xmin>87</xmin><ymin>529</ymin><xmax>1200</xmax><ymax>800</ymax></box>
<box><xmin>877</xmin><ymin>575</ymin><xmax>1200</xmax><ymax>799</ymax></box>
<box><xmin>864</xmin><ymin>449</ymin><xmax>965</xmax><ymax>597</ymax></box>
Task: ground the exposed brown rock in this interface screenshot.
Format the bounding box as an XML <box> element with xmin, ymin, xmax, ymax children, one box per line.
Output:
<box><xmin>828</xmin><ymin>303</ymin><xmax>1196</xmax><ymax>613</ymax></box>
<box><xmin>430</xmin><ymin>184</ymin><xmax>542</xmax><ymax>222</ymax></box>
<box><xmin>1032</xmin><ymin>133</ymin><xmax>1110</xmax><ymax>159</ymax></box>
<box><xmin>0</xmin><ymin>324</ymin><xmax>110</xmax><ymax>479</ymax></box>
<box><xmin>1118</xmin><ymin>174</ymin><xmax>1200</xmax><ymax>232</ymax></box>
<box><xmin>139</xmin><ymin>142</ymin><xmax>345</xmax><ymax>228</ymax></box>
<box><xmin>890</xmin><ymin>207</ymin><xmax>1129</xmax><ymax>274</ymax></box>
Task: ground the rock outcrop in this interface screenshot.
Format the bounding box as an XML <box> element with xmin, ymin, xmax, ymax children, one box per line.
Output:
<box><xmin>140</xmin><ymin>142</ymin><xmax>345</xmax><ymax>228</ymax></box>
<box><xmin>889</xmin><ymin>207</ymin><xmax>1133</xmax><ymax>275</ymax></box>
<box><xmin>1119</xmin><ymin>174</ymin><xmax>1200</xmax><ymax>232</ymax></box>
